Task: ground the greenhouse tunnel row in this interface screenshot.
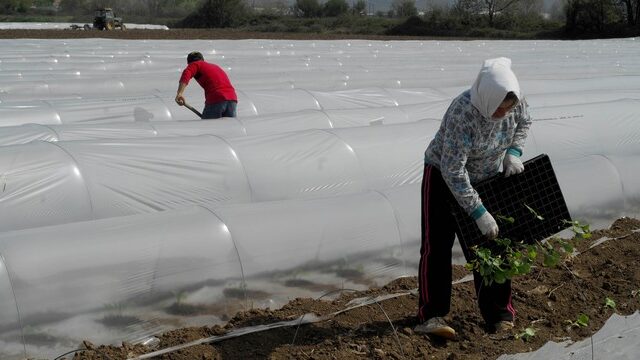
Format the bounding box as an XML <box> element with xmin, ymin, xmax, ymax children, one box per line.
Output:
<box><xmin>0</xmin><ymin>87</ymin><xmax>450</xmax><ymax>126</ymax></box>
<box><xmin>0</xmin><ymin>101</ymin><xmax>447</xmax><ymax>144</ymax></box>
<box><xmin>0</xmin><ymin>96</ymin><xmax>638</xmax><ymax>146</ymax></box>
<box><xmin>1</xmin><ymin>74</ymin><xmax>639</xmax><ymax>126</ymax></box>
<box><xmin>1</xmin><ymin>95</ymin><xmax>639</xmax><ymax>232</ymax></box>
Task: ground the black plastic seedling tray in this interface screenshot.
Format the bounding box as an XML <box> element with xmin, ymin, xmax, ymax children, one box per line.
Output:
<box><xmin>450</xmin><ymin>154</ymin><xmax>572</xmax><ymax>251</ymax></box>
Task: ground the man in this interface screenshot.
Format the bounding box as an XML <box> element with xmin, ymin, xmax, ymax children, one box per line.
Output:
<box><xmin>175</xmin><ymin>51</ymin><xmax>238</xmax><ymax>119</ymax></box>
<box><xmin>415</xmin><ymin>57</ymin><xmax>532</xmax><ymax>339</ymax></box>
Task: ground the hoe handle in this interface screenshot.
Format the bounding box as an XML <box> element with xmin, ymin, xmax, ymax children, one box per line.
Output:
<box><xmin>183</xmin><ymin>102</ymin><xmax>203</xmax><ymax>119</ymax></box>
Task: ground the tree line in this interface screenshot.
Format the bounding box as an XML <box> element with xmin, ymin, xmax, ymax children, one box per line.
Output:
<box><xmin>1</xmin><ymin>0</ymin><xmax>639</xmax><ymax>38</ymax></box>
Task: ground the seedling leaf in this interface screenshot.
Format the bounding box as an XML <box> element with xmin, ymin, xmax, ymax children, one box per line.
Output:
<box><xmin>604</xmin><ymin>297</ymin><xmax>616</xmax><ymax>309</ymax></box>
<box><xmin>524</xmin><ymin>204</ymin><xmax>544</xmax><ymax>220</ymax></box>
<box><xmin>576</xmin><ymin>314</ymin><xmax>589</xmax><ymax>327</ymax></box>
<box><xmin>496</xmin><ymin>214</ymin><xmax>515</xmax><ymax>224</ymax></box>
<box><xmin>516</xmin><ymin>327</ymin><xmax>537</xmax><ymax>341</ymax></box>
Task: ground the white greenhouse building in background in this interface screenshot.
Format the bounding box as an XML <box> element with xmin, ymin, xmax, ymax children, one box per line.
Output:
<box><xmin>0</xmin><ymin>37</ymin><xmax>639</xmax><ymax>359</ymax></box>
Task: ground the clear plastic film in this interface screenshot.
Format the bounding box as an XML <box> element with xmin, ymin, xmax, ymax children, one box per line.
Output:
<box><xmin>0</xmin><ymin>207</ymin><xmax>241</xmax><ymax>360</ymax></box>
<box><xmin>0</xmin><ymin>105</ymin><xmax>433</xmax><ymax>146</ymax></box>
<box><xmin>226</xmin><ymin>130</ymin><xmax>367</xmax><ymax>201</ymax></box>
<box><xmin>0</xmin><ymin>123</ymin><xmax>58</xmax><ymax>145</ymax></box>
<box><xmin>0</xmin><ymin>191</ymin><xmax>412</xmax><ymax>359</ymax></box>
<box><xmin>323</xmin><ymin>121</ymin><xmax>439</xmax><ymax>189</ymax></box>
<box><xmin>213</xmin><ymin>191</ymin><xmax>406</xmax><ymax>306</ymax></box>
<box><xmin>1</xmin><ymin>106</ymin><xmax>640</xmax><ymax>232</ymax></box>
<box><xmin>240</xmin><ymin>109</ymin><xmax>332</xmax><ymax>135</ymax></box>
<box><xmin>0</xmin><ymin>141</ymin><xmax>94</xmax><ymax>231</ymax></box>
<box><xmin>59</xmin><ymin>136</ymin><xmax>252</xmax><ymax>218</ymax></box>
<box><xmin>0</xmin><ymin>255</ymin><xmax>22</xmax><ymax>360</ymax></box>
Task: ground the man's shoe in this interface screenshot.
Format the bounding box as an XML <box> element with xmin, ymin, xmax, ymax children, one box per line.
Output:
<box><xmin>414</xmin><ymin>317</ymin><xmax>456</xmax><ymax>339</ymax></box>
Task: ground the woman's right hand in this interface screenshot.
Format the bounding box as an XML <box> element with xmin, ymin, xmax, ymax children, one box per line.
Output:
<box><xmin>475</xmin><ymin>211</ymin><xmax>499</xmax><ymax>239</ymax></box>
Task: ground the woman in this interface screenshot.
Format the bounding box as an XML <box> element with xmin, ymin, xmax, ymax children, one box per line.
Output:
<box><xmin>415</xmin><ymin>57</ymin><xmax>532</xmax><ymax>339</ymax></box>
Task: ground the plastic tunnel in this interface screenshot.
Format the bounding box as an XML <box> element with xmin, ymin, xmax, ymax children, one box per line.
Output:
<box><xmin>0</xmin><ymin>103</ymin><xmax>448</xmax><ymax>146</ymax></box>
<box><xmin>0</xmin><ymin>38</ymin><xmax>639</xmax><ymax>360</ymax></box>
<box><xmin>1</xmin><ymin>108</ymin><xmax>640</xmax><ymax>232</ymax></box>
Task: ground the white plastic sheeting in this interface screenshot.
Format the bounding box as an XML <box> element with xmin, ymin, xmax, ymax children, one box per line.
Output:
<box><xmin>0</xmin><ymin>38</ymin><xmax>639</xmax><ymax>359</ymax></box>
<box><xmin>0</xmin><ymin>208</ymin><xmax>239</xmax><ymax>359</ymax></box>
<box><xmin>0</xmin><ymin>104</ymin><xmax>446</xmax><ymax>146</ymax></box>
<box><xmin>0</xmin><ymin>88</ymin><xmax>446</xmax><ymax>125</ymax></box>
<box><xmin>1</xmin><ymin>110</ymin><xmax>639</xmax><ymax>232</ymax></box>
<box><xmin>0</xmin><ymin>121</ymin><xmax>438</xmax><ymax>231</ymax></box>
<box><xmin>0</xmin><ymin>193</ymin><xmax>410</xmax><ymax>359</ymax></box>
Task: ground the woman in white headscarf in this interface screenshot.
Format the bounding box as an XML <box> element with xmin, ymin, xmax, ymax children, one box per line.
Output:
<box><xmin>415</xmin><ymin>58</ymin><xmax>532</xmax><ymax>339</ymax></box>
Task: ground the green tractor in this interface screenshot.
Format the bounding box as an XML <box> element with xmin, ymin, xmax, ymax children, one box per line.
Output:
<box><xmin>93</xmin><ymin>8</ymin><xmax>126</xmax><ymax>30</ymax></box>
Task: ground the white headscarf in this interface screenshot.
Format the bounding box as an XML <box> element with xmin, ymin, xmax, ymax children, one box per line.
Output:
<box><xmin>470</xmin><ymin>57</ymin><xmax>521</xmax><ymax>120</ymax></box>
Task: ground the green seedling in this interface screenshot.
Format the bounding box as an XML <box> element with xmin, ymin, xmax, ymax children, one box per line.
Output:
<box><xmin>604</xmin><ymin>297</ymin><xmax>616</xmax><ymax>310</ymax></box>
<box><xmin>469</xmin><ymin>213</ymin><xmax>591</xmax><ymax>286</ymax></box>
<box><xmin>524</xmin><ymin>203</ymin><xmax>544</xmax><ymax>220</ymax></box>
<box><xmin>496</xmin><ymin>214</ymin><xmax>515</xmax><ymax>224</ymax></box>
<box><xmin>563</xmin><ymin>219</ymin><xmax>592</xmax><ymax>239</ymax></box>
<box><xmin>515</xmin><ymin>327</ymin><xmax>536</xmax><ymax>342</ymax></box>
<box><xmin>466</xmin><ymin>240</ymin><xmax>536</xmax><ymax>286</ymax></box>
<box><xmin>566</xmin><ymin>313</ymin><xmax>589</xmax><ymax>328</ymax></box>
<box><xmin>541</xmin><ymin>242</ymin><xmax>561</xmax><ymax>267</ymax></box>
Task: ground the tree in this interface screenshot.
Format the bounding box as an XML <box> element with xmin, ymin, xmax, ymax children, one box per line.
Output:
<box><xmin>352</xmin><ymin>0</ymin><xmax>366</xmax><ymax>15</ymax></box>
<box><xmin>565</xmin><ymin>0</ymin><xmax>619</xmax><ymax>33</ymax></box>
<box><xmin>455</xmin><ymin>0</ymin><xmax>527</xmax><ymax>26</ymax></box>
<box><xmin>323</xmin><ymin>0</ymin><xmax>348</xmax><ymax>16</ymax></box>
<box><xmin>392</xmin><ymin>0</ymin><xmax>417</xmax><ymax>17</ymax></box>
<box><xmin>0</xmin><ymin>0</ymin><xmax>31</xmax><ymax>13</ymax></box>
<box><xmin>618</xmin><ymin>0</ymin><xmax>640</xmax><ymax>25</ymax></box>
<box><xmin>178</xmin><ymin>0</ymin><xmax>249</xmax><ymax>27</ymax></box>
<box><xmin>516</xmin><ymin>0</ymin><xmax>542</xmax><ymax>15</ymax></box>
<box><xmin>547</xmin><ymin>0</ymin><xmax>565</xmax><ymax>21</ymax></box>
<box><xmin>294</xmin><ymin>0</ymin><xmax>321</xmax><ymax>17</ymax></box>
<box><xmin>58</xmin><ymin>0</ymin><xmax>90</xmax><ymax>15</ymax></box>
<box><xmin>452</xmin><ymin>0</ymin><xmax>484</xmax><ymax>25</ymax></box>
<box><xmin>144</xmin><ymin>0</ymin><xmax>165</xmax><ymax>16</ymax></box>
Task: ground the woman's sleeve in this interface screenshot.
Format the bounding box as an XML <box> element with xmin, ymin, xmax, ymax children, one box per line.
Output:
<box><xmin>439</xmin><ymin>105</ymin><xmax>483</xmax><ymax>216</ymax></box>
<box><xmin>509</xmin><ymin>98</ymin><xmax>532</xmax><ymax>155</ymax></box>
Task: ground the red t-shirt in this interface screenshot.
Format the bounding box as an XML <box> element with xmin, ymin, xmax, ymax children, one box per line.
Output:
<box><xmin>179</xmin><ymin>61</ymin><xmax>237</xmax><ymax>105</ymax></box>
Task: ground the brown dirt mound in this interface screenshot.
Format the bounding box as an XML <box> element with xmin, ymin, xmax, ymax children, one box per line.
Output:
<box><xmin>69</xmin><ymin>217</ymin><xmax>640</xmax><ymax>360</ymax></box>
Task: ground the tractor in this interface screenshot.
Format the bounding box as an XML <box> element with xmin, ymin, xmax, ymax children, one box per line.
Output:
<box><xmin>92</xmin><ymin>8</ymin><xmax>126</xmax><ymax>30</ymax></box>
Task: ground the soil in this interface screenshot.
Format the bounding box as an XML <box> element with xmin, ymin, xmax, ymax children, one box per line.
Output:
<box><xmin>65</xmin><ymin>217</ymin><xmax>640</xmax><ymax>360</ymax></box>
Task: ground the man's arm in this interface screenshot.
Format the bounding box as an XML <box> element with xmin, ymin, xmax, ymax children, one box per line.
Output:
<box><xmin>176</xmin><ymin>63</ymin><xmax>197</xmax><ymax>106</ymax></box>
<box><xmin>175</xmin><ymin>82</ymin><xmax>188</xmax><ymax>106</ymax></box>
